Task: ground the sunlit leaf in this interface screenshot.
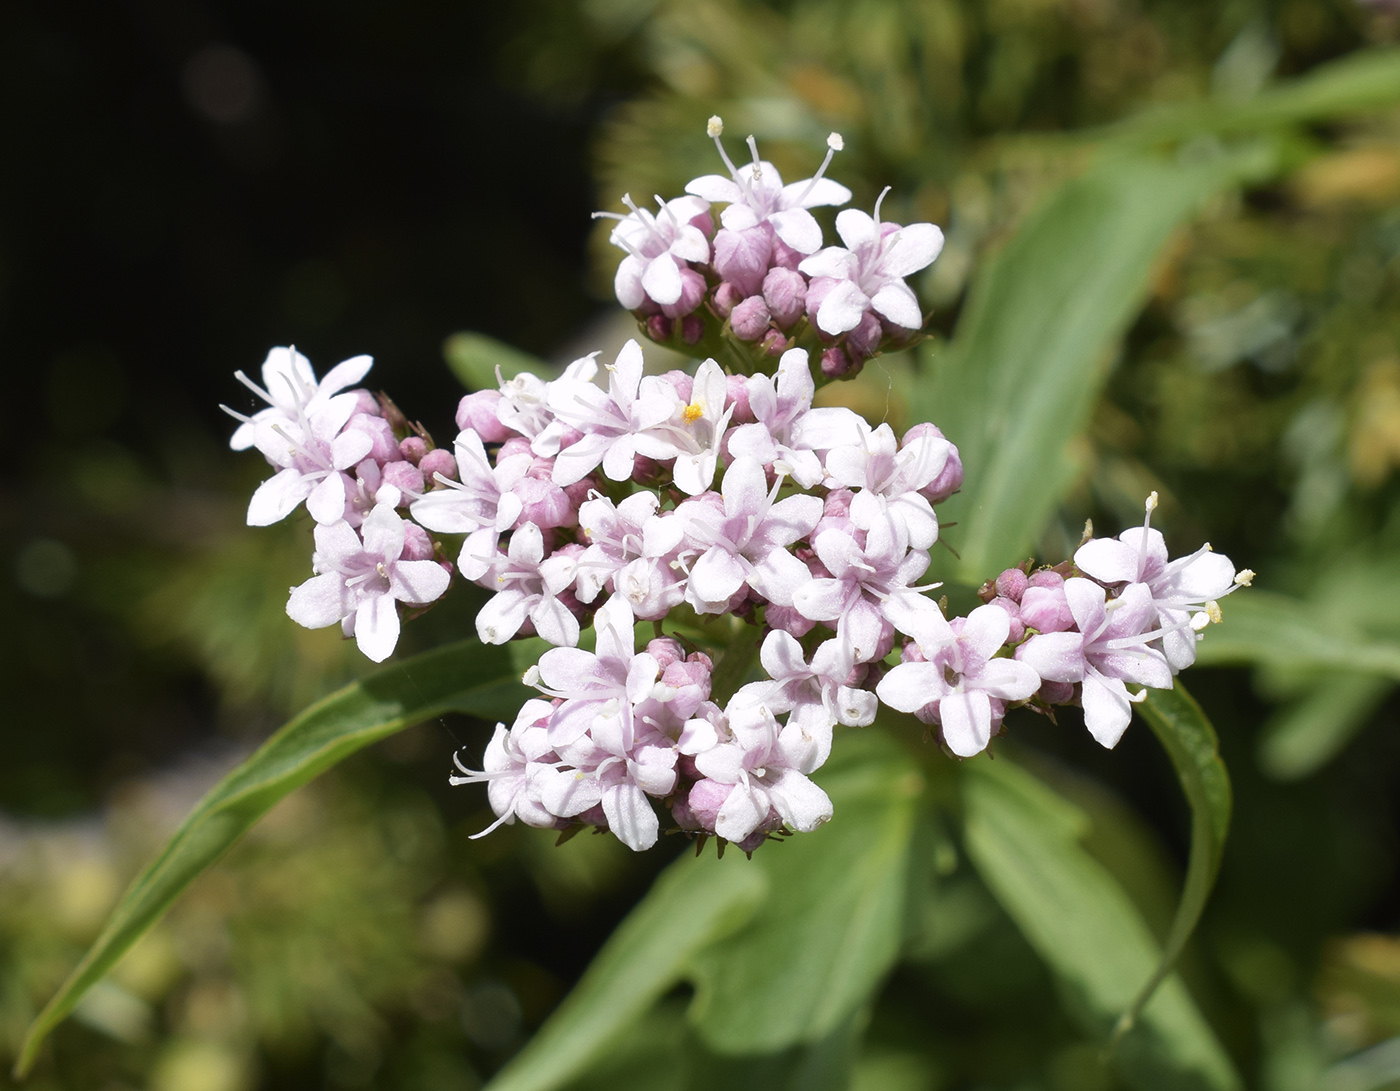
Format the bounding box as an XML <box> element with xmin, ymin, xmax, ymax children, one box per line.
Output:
<box><xmin>486</xmin><ymin>730</ymin><xmax>921</xmax><ymax>1091</ymax></box>
<box><xmin>916</xmin><ymin>145</ymin><xmax>1273</xmax><ymax>583</ymax></box>
<box><xmin>962</xmin><ymin>755</ymin><xmax>1241</xmax><ymax>1091</ymax></box>
<box><xmin>1194</xmin><ymin>591</ymin><xmax>1400</xmax><ymax>680</ymax></box>
<box><xmin>16</xmin><ymin>638</ymin><xmax>529</xmax><ymax>1077</ymax></box>
<box><xmin>1100</xmin><ymin>46</ymin><xmax>1400</xmax><ymax>147</ymax></box>
<box><xmin>1114</xmin><ymin>685</ymin><xmax>1231</xmax><ymax>1041</ymax></box>
<box><xmin>487</xmin><ymin>855</ymin><xmax>768</xmax><ymax>1091</ymax></box>
<box><xmin>686</xmin><ymin>731</ymin><xmax>922</xmax><ymax>1052</ymax></box>
<box><xmin>444</xmin><ymin>331</ymin><xmax>555</xmax><ymax>391</ymax></box>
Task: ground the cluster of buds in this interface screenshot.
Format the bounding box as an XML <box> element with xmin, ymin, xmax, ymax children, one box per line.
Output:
<box><xmin>596</xmin><ymin>117</ymin><xmax>943</xmax><ymax>380</ymax></box>
<box><xmin>223</xmin><ymin>126</ymin><xmax>1249</xmax><ymax>854</ymax></box>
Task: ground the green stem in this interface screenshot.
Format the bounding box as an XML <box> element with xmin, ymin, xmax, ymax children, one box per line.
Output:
<box><xmin>707</xmin><ymin>622</ymin><xmax>762</xmax><ymax>706</ymax></box>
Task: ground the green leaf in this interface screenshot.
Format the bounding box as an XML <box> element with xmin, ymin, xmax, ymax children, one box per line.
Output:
<box><xmin>1258</xmin><ymin>673</ymin><xmax>1393</xmax><ymax>782</ymax></box>
<box><xmin>915</xmin><ymin>145</ymin><xmax>1272</xmax><ymax>583</ymax></box>
<box><xmin>685</xmin><ymin>730</ymin><xmax>922</xmax><ymax>1053</ymax></box>
<box><xmin>444</xmin><ymin>331</ymin><xmax>555</xmax><ymax>391</ymax></box>
<box><xmin>1113</xmin><ymin>685</ymin><xmax>1232</xmax><ymax>1042</ymax></box>
<box><xmin>16</xmin><ymin>638</ymin><xmax>529</xmax><ymax>1078</ymax></box>
<box><xmin>1099</xmin><ymin>46</ymin><xmax>1400</xmax><ymax>148</ymax></box>
<box><xmin>962</xmin><ymin>755</ymin><xmax>1241</xmax><ymax>1091</ymax></box>
<box><xmin>485</xmin><ymin>730</ymin><xmax>921</xmax><ymax>1091</ymax></box>
<box><xmin>1193</xmin><ymin>591</ymin><xmax>1400</xmax><ymax>680</ymax></box>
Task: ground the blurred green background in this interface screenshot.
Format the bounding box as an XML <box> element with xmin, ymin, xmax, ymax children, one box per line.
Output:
<box><xmin>7</xmin><ymin>1</ymin><xmax>1400</xmax><ymax>1088</ymax></box>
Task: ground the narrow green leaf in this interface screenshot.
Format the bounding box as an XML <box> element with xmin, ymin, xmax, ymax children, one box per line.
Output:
<box><xmin>1193</xmin><ymin>591</ymin><xmax>1400</xmax><ymax>680</ymax></box>
<box><xmin>686</xmin><ymin>731</ymin><xmax>922</xmax><ymax>1053</ymax></box>
<box><xmin>16</xmin><ymin>638</ymin><xmax>528</xmax><ymax>1077</ymax></box>
<box><xmin>916</xmin><ymin>145</ymin><xmax>1272</xmax><ymax>582</ymax></box>
<box><xmin>962</xmin><ymin>756</ymin><xmax>1240</xmax><ymax>1091</ymax></box>
<box><xmin>485</xmin><ymin>730</ymin><xmax>920</xmax><ymax>1091</ymax></box>
<box><xmin>444</xmin><ymin>331</ymin><xmax>555</xmax><ymax>391</ymax></box>
<box><xmin>1258</xmin><ymin>673</ymin><xmax>1393</xmax><ymax>781</ymax></box>
<box><xmin>1099</xmin><ymin>47</ymin><xmax>1400</xmax><ymax>148</ymax></box>
<box><xmin>1113</xmin><ymin>684</ymin><xmax>1232</xmax><ymax>1042</ymax></box>
<box><xmin>485</xmin><ymin>858</ymin><xmax>768</xmax><ymax>1091</ymax></box>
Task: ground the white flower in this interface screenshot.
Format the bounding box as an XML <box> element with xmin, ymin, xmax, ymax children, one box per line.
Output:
<box><xmin>285</xmin><ymin>504</ymin><xmax>451</xmax><ymax>662</ymax></box>
<box><xmin>685</xmin><ymin>123</ymin><xmax>850</xmax><ymax>255</ymax></box>
<box><xmin>799</xmin><ymin>190</ymin><xmax>944</xmax><ymax>335</ymax></box>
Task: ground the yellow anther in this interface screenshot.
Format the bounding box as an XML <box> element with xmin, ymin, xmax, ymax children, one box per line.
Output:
<box><xmin>1145</xmin><ymin>491</ymin><xmax>1159</xmax><ymax>512</ymax></box>
<box><xmin>1235</xmin><ymin>568</ymin><xmax>1255</xmax><ymax>587</ymax></box>
<box><xmin>683</xmin><ymin>402</ymin><xmax>704</xmax><ymax>423</ymax></box>
<box><xmin>1206</xmin><ymin>600</ymin><xmax>1223</xmax><ymax>624</ymax></box>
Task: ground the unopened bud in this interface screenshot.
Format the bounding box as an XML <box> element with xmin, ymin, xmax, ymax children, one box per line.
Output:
<box><xmin>762</xmin><ymin>267</ymin><xmax>807</xmax><ymax>329</ymax></box>
<box><xmin>398</xmin><ymin>436</ymin><xmax>428</xmax><ymax>464</ymax></box>
<box><xmin>820</xmin><ymin>345</ymin><xmax>860</xmax><ymax>379</ymax></box>
<box><xmin>994</xmin><ymin>568</ymin><xmax>1029</xmax><ymax>602</ymax></box>
<box><xmin>762</xmin><ymin>330</ymin><xmax>789</xmax><ymax>357</ymax></box>
<box><xmin>401</xmin><ymin>520</ymin><xmax>435</xmax><ymax>561</ymax></box>
<box><xmin>730</xmin><ymin>295</ymin><xmax>771</xmax><ymax>341</ymax></box>
<box><xmin>712</xmin><ymin>281</ymin><xmax>744</xmax><ymax>318</ymax></box>
<box><xmin>419</xmin><ymin>448</ymin><xmax>457</xmax><ymax>483</ymax></box>
<box><xmin>680</xmin><ymin>314</ymin><xmax>705</xmax><ymax>345</ymax></box>
<box><xmin>646</xmin><ymin>314</ymin><xmax>674</xmax><ymax>343</ymax></box>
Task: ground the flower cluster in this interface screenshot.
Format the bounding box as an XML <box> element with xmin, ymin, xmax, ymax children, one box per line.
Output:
<box><xmin>224</xmin><ymin>129</ymin><xmax>1250</xmax><ymax>854</ymax></box>
<box><xmin>226</xmin><ymin>337</ymin><xmax>1248</xmax><ymax>853</ymax></box>
<box><xmin>596</xmin><ymin>117</ymin><xmax>943</xmax><ymax>380</ymax></box>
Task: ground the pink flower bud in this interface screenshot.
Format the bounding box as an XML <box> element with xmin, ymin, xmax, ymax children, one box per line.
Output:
<box><xmin>926</xmin><ymin>445</ymin><xmax>962</xmax><ymax>502</ymax></box>
<box><xmin>846</xmin><ymin>311</ymin><xmax>883</xmax><ymax>358</ymax></box>
<box><xmin>762</xmin><ymin>330</ymin><xmax>789</xmax><ymax>357</ymax></box>
<box><xmin>712</xmin><ymin>281</ymin><xmax>744</xmax><ymax>318</ymax></box>
<box><xmin>680</xmin><ymin>315</ymin><xmax>704</xmax><ymax>345</ymax></box>
<box><xmin>730</xmin><ymin>296</ymin><xmax>771</xmax><ymax>342</ymax></box>
<box><xmin>498</xmin><ymin>436</ymin><xmax>533</xmax><ymax>462</ymax></box>
<box><xmin>995</xmin><ymin>568</ymin><xmax>1029</xmax><ymax>602</ymax></box>
<box><xmin>562</xmin><ymin>476</ymin><xmax>597</xmax><ymax>511</ymax></box>
<box><xmin>662</xmin><ymin>370</ymin><xmax>693</xmax><ymax>404</ymax></box>
<box><xmin>398</xmin><ymin>436</ymin><xmax>428</xmax><ymax>464</ymax></box>
<box><xmin>765</xmin><ymin>604</ymin><xmax>815</xmax><ymax>638</ymax></box>
<box><xmin>1028</xmin><ymin>570</ymin><xmax>1064</xmax><ymax>590</ymax></box>
<box><xmin>350</xmin><ymin>389</ymin><xmax>381</xmax><ymax>416</ymax></box>
<box><xmin>645</xmin><ymin>637</ymin><xmax>687</xmax><ymax>671</ymax></box>
<box><xmin>660</xmin><ymin>267</ymin><xmax>707</xmax><ymax>319</ymax></box>
<box><xmin>401</xmin><ymin>521</ymin><xmax>435</xmax><ymax>561</ymax></box>
<box><xmin>989</xmin><ymin>597</ymin><xmax>1026</xmax><ymax>644</ymax></box>
<box><xmin>820</xmin><ymin>345</ymin><xmax>860</xmax><ymax>379</ymax></box>
<box><xmin>347</xmin><ymin>412</ymin><xmax>398</xmax><ymax>463</ymax></box>
<box><xmin>902</xmin><ymin>423</ymin><xmax>962</xmax><ymax>502</ymax></box>
<box><xmin>762</xmin><ymin>267</ymin><xmax>807</xmax><ymax>329</ymax></box>
<box><xmin>646</xmin><ymin>314</ymin><xmax>673</xmax><ymax>342</ymax></box>
<box><xmin>381</xmin><ymin>459</ymin><xmax>426</xmax><ymax>496</ymax></box>
<box><xmin>455</xmin><ymin>390</ymin><xmax>512</xmax><ymax>442</ymax></box>
<box><xmin>805</xmin><ymin>276</ymin><xmax>837</xmax><ymax>326</ymax></box>
<box><xmin>682</xmin><ymin>778</ymin><xmax>731</xmax><ymax>833</ymax></box>
<box><xmin>1039</xmin><ymin>680</ymin><xmax>1076</xmax><ymax>705</ymax></box>
<box><xmin>725</xmin><ymin>374</ymin><xmax>754</xmax><ymax>425</ymax></box>
<box><xmin>771</xmin><ymin>236</ymin><xmax>803</xmax><ymax>271</ymax></box>
<box><xmin>690</xmin><ymin>210</ymin><xmax>715</xmax><ymax>237</ymax></box>
<box><xmin>513</xmin><ymin>474</ymin><xmax>576</xmax><ymax>529</ymax></box>
<box><xmin>713</xmin><ymin>225</ymin><xmax>772</xmax><ymax>297</ymax></box>
<box><xmin>1019</xmin><ymin>584</ymin><xmax>1074</xmax><ymax>633</ymax></box>
<box><xmin>419</xmin><ymin>448</ymin><xmax>457</xmax><ymax>483</ymax></box>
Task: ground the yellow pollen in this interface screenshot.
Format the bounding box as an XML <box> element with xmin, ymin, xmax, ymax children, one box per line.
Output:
<box><xmin>683</xmin><ymin>402</ymin><xmax>704</xmax><ymax>423</ymax></box>
<box><xmin>1206</xmin><ymin>600</ymin><xmax>1223</xmax><ymax>624</ymax></box>
<box><xmin>1235</xmin><ymin>569</ymin><xmax>1255</xmax><ymax>586</ymax></box>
